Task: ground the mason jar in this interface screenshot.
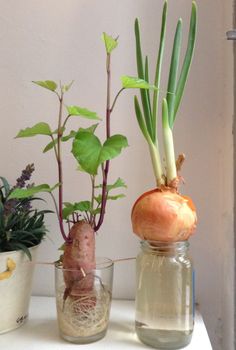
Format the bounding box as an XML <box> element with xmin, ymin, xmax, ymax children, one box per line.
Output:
<box><xmin>135</xmin><ymin>240</ymin><xmax>194</xmax><ymax>349</ymax></box>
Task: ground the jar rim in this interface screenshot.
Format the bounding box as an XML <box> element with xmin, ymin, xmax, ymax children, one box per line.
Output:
<box><xmin>55</xmin><ymin>257</ymin><xmax>114</xmax><ymax>272</ymax></box>
<box><xmin>140</xmin><ymin>240</ymin><xmax>190</xmax><ymax>253</ymax></box>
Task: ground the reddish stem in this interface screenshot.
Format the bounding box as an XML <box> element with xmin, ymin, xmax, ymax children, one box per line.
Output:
<box><xmin>57</xmin><ymin>94</ymin><xmax>70</xmax><ymax>242</ymax></box>
<box><xmin>95</xmin><ymin>54</ymin><xmax>111</xmax><ymax>232</ymax></box>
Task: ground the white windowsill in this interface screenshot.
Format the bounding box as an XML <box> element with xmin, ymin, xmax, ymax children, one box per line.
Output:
<box><xmin>0</xmin><ymin>296</ymin><xmax>212</xmax><ymax>349</ymax></box>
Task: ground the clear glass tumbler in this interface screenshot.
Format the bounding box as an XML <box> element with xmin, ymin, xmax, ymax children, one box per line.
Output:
<box><xmin>135</xmin><ymin>240</ymin><xmax>194</xmax><ymax>349</ymax></box>
<box><xmin>55</xmin><ymin>257</ymin><xmax>113</xmax><ymax>344</ymax></box>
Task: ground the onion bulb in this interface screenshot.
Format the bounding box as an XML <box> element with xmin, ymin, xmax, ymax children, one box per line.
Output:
<box><xmin>131</xmin><ymin>189</ymin><xmax>197</xmax><ymax>242</ymax></box>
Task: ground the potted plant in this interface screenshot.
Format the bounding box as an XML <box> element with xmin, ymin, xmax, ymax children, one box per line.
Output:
<box><xmin>0</xmin><ymin>164</ymin><xmax>49</xmax><ymax>334</ymax></box>
<box><xmin>129</xmin><ymin>1</ymin><xmax>198</xmax><ymax>349</ymax></box>
<box><xmin>10</xmin><ymin>33</ymin><xmax>155</xmax><ymax>343</ymax></box>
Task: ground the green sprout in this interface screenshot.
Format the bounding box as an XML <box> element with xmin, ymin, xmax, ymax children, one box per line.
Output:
<box><xmin>132</xmin><ymin>1</ymin><xmax>197</xmax><ymax>187</ymax></box>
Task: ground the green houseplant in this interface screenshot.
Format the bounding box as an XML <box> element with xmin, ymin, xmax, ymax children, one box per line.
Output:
<box><xmin>10</xmin><ymin>33</ymin><xmax>156</xmax><ymax>343</ymax></box>
<box><xmin>129</xmin><ymin>1</ymin><xmax>198</xmax><ymax>349</ymax></box>
<box><xmin>0</xmin><ymin>164</ymin><xmax>49</xmax><ymax>333</ymax></box>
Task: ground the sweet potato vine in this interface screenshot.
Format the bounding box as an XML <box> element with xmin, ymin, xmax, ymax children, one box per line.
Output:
<box><xmin>10</xmin><ymin>34</ymin><xmax>155</xmax><ymax>285</ymax></box>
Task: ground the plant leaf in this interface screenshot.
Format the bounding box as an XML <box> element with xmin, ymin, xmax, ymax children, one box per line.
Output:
<box><xmin>102</xmin><ymin>32</ymin><xmax>118</xmax><ymax>54</ymax></box>
<box><xmin>62</xmin><ymin>201</ymin><xmax>92</xmax><ymax>219</ymax></box>
<box><xmin>32</xmin><ymin>80</ymin><xmax>57</xmax><ymax>92</ymax></box>
<box><xmin>121</xmin><ymin>76</ymin><xmax>157</xmax><ymax>90</ymax></box>
<box><xmin>134</xmin><ymin>19</ymin><xmax>154</xmax><ymax>141</ymax></box>
<box><xmin>10</xmin><ymin>242</ymin><xmax>32</xmax><ymax>260</ymax></box>
<box><xmin>61</xmin><ymin>130</ymin><xmax>77</xmax><ymax>141</ymax></box>
<box><xmin>0</xmin><ymin>177</ymin><xmax>10</xmax><ymax>196</ymax></box>
<box><xmin>174</xmin><ymin>2</ymin><xmax>197</xmax><ymax>121</ymax></box>
<box><xmin>107</xmin><ymin>194</ymin><xmax>125</xmax><ymax>200</ymax></box>
<box><xmin>62</xmin><ymin>80</ymin><xmax>74</xmax><ymax>93</ymax></box>
<box><xmin>62</xmin><ymin>204</ymin><xmax>75</xmax><ymax>219</ymax></box>
<box><xmin>134</xmin><ymin>96</ymin><xmax>150</xmax><ymax>142</ymax></box>
<box><xmin>95</xmin><ymin>193</ymin><xmax>125</xmax><ymax>203</ymax></box>
<box><xmin>43</xmin><ymin>139</ymin><xmax>56</xmax><ymax>153</ymax></box>
<box><xmin>166</xmin><ymin>19</ymin><xmax>183</xmax><ymax>128</ymax></box>
<box><xmin>95</xmin><ymin>177</ymin><xmax>127</xmax><ymax>191</ymax></box>
<box><xmin>78</xmin><ymin>123</ymin><xmax>99</xmax><ymax>134</ymax></box>
<box><xmin>8</xmin><ymin>184</ymin><xmax>59</xmax><ymax>199</ymax></box>
<box><xmin>16</xmin><ymin>122</ymin><xmax>52</xmax><ymax>138</ymax></box>
<box><xmin>99</xmin><ymin>135</ymin><xmax>128</xmax><ymax>165</ymax></box>
<box><xmin>74</xmin><ymin>201</ymin><xmax>91</xmax><ymax>212</ymax></box>
<box><xmin>66</xmin><ymin>106</ymin><xmax>101</xmax><ymax>120</ymax></box>
<box><xmin>72</xmin><ymin>131</ymin><xmax>102</xmax><ymax>175</ymax></box>
<box><xmin>153</xmin><ymin>0</ymin><xmax>167</xmax><ymax>133</ymax></box>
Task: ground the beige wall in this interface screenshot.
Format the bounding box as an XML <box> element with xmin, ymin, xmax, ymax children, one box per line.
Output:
<box><xmin>0</xmin><ymin>1</ymin><xmax>233</xmax><ymax>349</ymax></box>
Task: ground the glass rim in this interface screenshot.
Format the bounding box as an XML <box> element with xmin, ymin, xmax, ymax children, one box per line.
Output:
<box><xmin>55</xmin><ymin>256</ymin><xmax>114</xmax><ymax>272</ymax></box>
<box><xmin>140</xmin><ymin>240</ymin><xmax>190</xmax><ymax>252</ymax></box>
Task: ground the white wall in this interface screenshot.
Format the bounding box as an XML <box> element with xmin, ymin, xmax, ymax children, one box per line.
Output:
<box><xmin>0</xmin><ymin>1</ymin><xmax>234</xmax><ymax>349</ymax></box>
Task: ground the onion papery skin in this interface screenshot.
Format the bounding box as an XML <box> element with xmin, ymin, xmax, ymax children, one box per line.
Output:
<box><xmin>131</xmin><ymin>188</ymin><xmax>197</xmax><ymax>242</ymax></box>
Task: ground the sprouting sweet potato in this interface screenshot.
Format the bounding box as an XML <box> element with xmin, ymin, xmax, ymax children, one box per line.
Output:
<box><xmin>62</xmin><ymin>221</ymin><xmax>95</xmax><ymax>297</ymax></box>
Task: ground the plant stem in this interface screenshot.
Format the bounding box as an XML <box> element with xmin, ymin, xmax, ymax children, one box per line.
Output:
<box><xmin>148</xmin><ymin>141</ymin><xmax>165</xmax><ymax>187</ymax></box>
<box><xmin>62</xmin><ymin>114</ymin><xmax>71</xmax><ymax>130</ymax></box>
<box><xmin>90</xmin><ymin>175</ymin><xmax>95</xmax><ymax>224</ymax></box>
<box><xmin>110</xmin><ymin>88</ymin><xmax>125</xmax><ymax>112</ymax></box>
<box><xmin>95</xmin><ymin>53</ymin><xmax>111</xmax><ymax>232</ymax></box>
<box><xmin>57</xmin><ymin>93</ymin><xmax>69</xmax><ymax>242</ymax></box>
<box><xmin>162</xmin><ymin>99</ymin><xmax>177</xmax><ymax>185</ymax></box>
<box><xmin>50</xmin><ymin>135</ymin><xmax>58</xmax><ymax>161</ymax></box>
<box><xmin>49</xmin><ymin>192</ymin><xmax>61</xmax><ymax>226</ymax></box>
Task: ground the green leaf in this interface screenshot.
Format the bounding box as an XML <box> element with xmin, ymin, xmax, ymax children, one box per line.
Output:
<box><xmin>95</xmin><ymin>177</ymin><xmax>127</xmax><ymax>191</ymax></box>
<box><xmin>174</xmin><ymin>2</ymin><xmax>197</xmax><ymax>121</ymax></box>
<box><xmin>91</xmin><ymin>208</ymin><xmax>101</xmax><ymax>215</ymax></box>
<box><xmin>43</xmin><ymin>139</ymin><xmax>56</xmax><ymax>153</ymax></box>
<box><xmin>10</xmin><ymin>242</ymin><xmax>32</xmax><ymax>260</ymax></box>
<box><xmin>72</xmin><ymin>132</ymin><xmax>128</xmax><ymax>175</ymax></box>
<box><xmin>62</xmin><ymin>130</ymin><xmax>77</xmax><ymax>141</ymax></box>
<box><xmin>72</xmin><ymin>131</ymin><xmax>102</xmax><ymax>175</ymax></box>
<box><xmin>166</xmin><ymin>19</ymin><xmax>183</xmax><ymax>128</ymax></box>
<box><xmin>32</xmin><ymin>80</ymin><xmax>57</xmax><ymax>92</ymax></box>
<box><xmin>43</xmin><ymin>130</ymin><xmax>77</xmax><ymax>153</ymax></box>
<box><xmin>62</xmin><ymin>80</ymin><xmax>74</xmax><ymax>93</ymax></box>
<box><xmin>62</xmin><ymin>204</ymin><xmax>75</xmax><ymax>219</ymax></box>
<box><xmin>74</xmin><ymin>201</ymin><xmax>91</xmax><ymax>212</ymax></box>
<box><xmin>102</xmin><ymin>32</ymin><xmax>118</xmax><ymax>54</ymax></box>
<box><xmin>153</xmin><ymin>0</ymin><xmax>167</xmax><ymax>133</ymax></box>
<box><xmin>99</xmin><ymin>135</ymin><xmax>128</xmax><ymax>165</ymax></box>
<box><xmin>8</xmin><ymin>183</ymin><xmax>59</xmax><ymax>199</ymax></box>
<box><xmin>79</xmin><ymin>123</ymin><xmax>99</xmax><ymax>134</ymax></box>
<box><xmin>0</xmin><ymin>177</ymin><xmax>10</xmax><ymax>196</ymax></box>
<box><xmin>107</xmin><ymin>194</ymin><xmax>125</xmax><ymax>200</ymax></box>
<box><xmin>134</xmin><ymin>96</ymin><xmax>150</xmax><ymax>142</ymax></box>
<box><xmin>66</xmin><ymin>106</ymin><xmax>101</xmax><ymax>120</ymax></box>
<box><xmin>134</xmin><ymin>19</ymin><xmax>154</xmax><ymax>141</ymax></box>
<box><xmin>16</xmin><ymin>122</ymin><xmax>52</xmax><ymax>138</ymax></box>
<box><xmin>62</xmin><ymin>201</ymin><xmax>92</xmax><ymax>219</ymax></box>
<box><xmin>121</xmin><ymin>76</ymin><xmax>157</xmax><ymax>90</ymax></box>
<box><xmin>95</xmin><ymin>193</ymin><xmax>125</xmax><ymax>203</ymax></box>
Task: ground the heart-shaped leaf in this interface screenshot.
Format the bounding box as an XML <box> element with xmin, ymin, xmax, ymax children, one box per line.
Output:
<box><xmin>72</xmin><ymin>131</ymin><xmax>102</xmax><ymax>175</ymax></box>
<box><xmin>99</xmin><ymin>135</ymin><xmax>128</xmax><ymax>165</ymax></box>
<box><xmin>72</xmin><ymin>132</ymin><xmax>128</xmax><ymax>175</ymax></box>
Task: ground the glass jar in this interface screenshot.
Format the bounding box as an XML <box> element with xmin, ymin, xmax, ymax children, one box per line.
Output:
<box><xmin>55</xmin><ymin>257</ymin><xmax>113</xmax><ymax>344</ymax></box>
<box><xmin>135</xmin><ymin>240</ymin><xmax>194</xmax><ymax>349</ymax></box>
